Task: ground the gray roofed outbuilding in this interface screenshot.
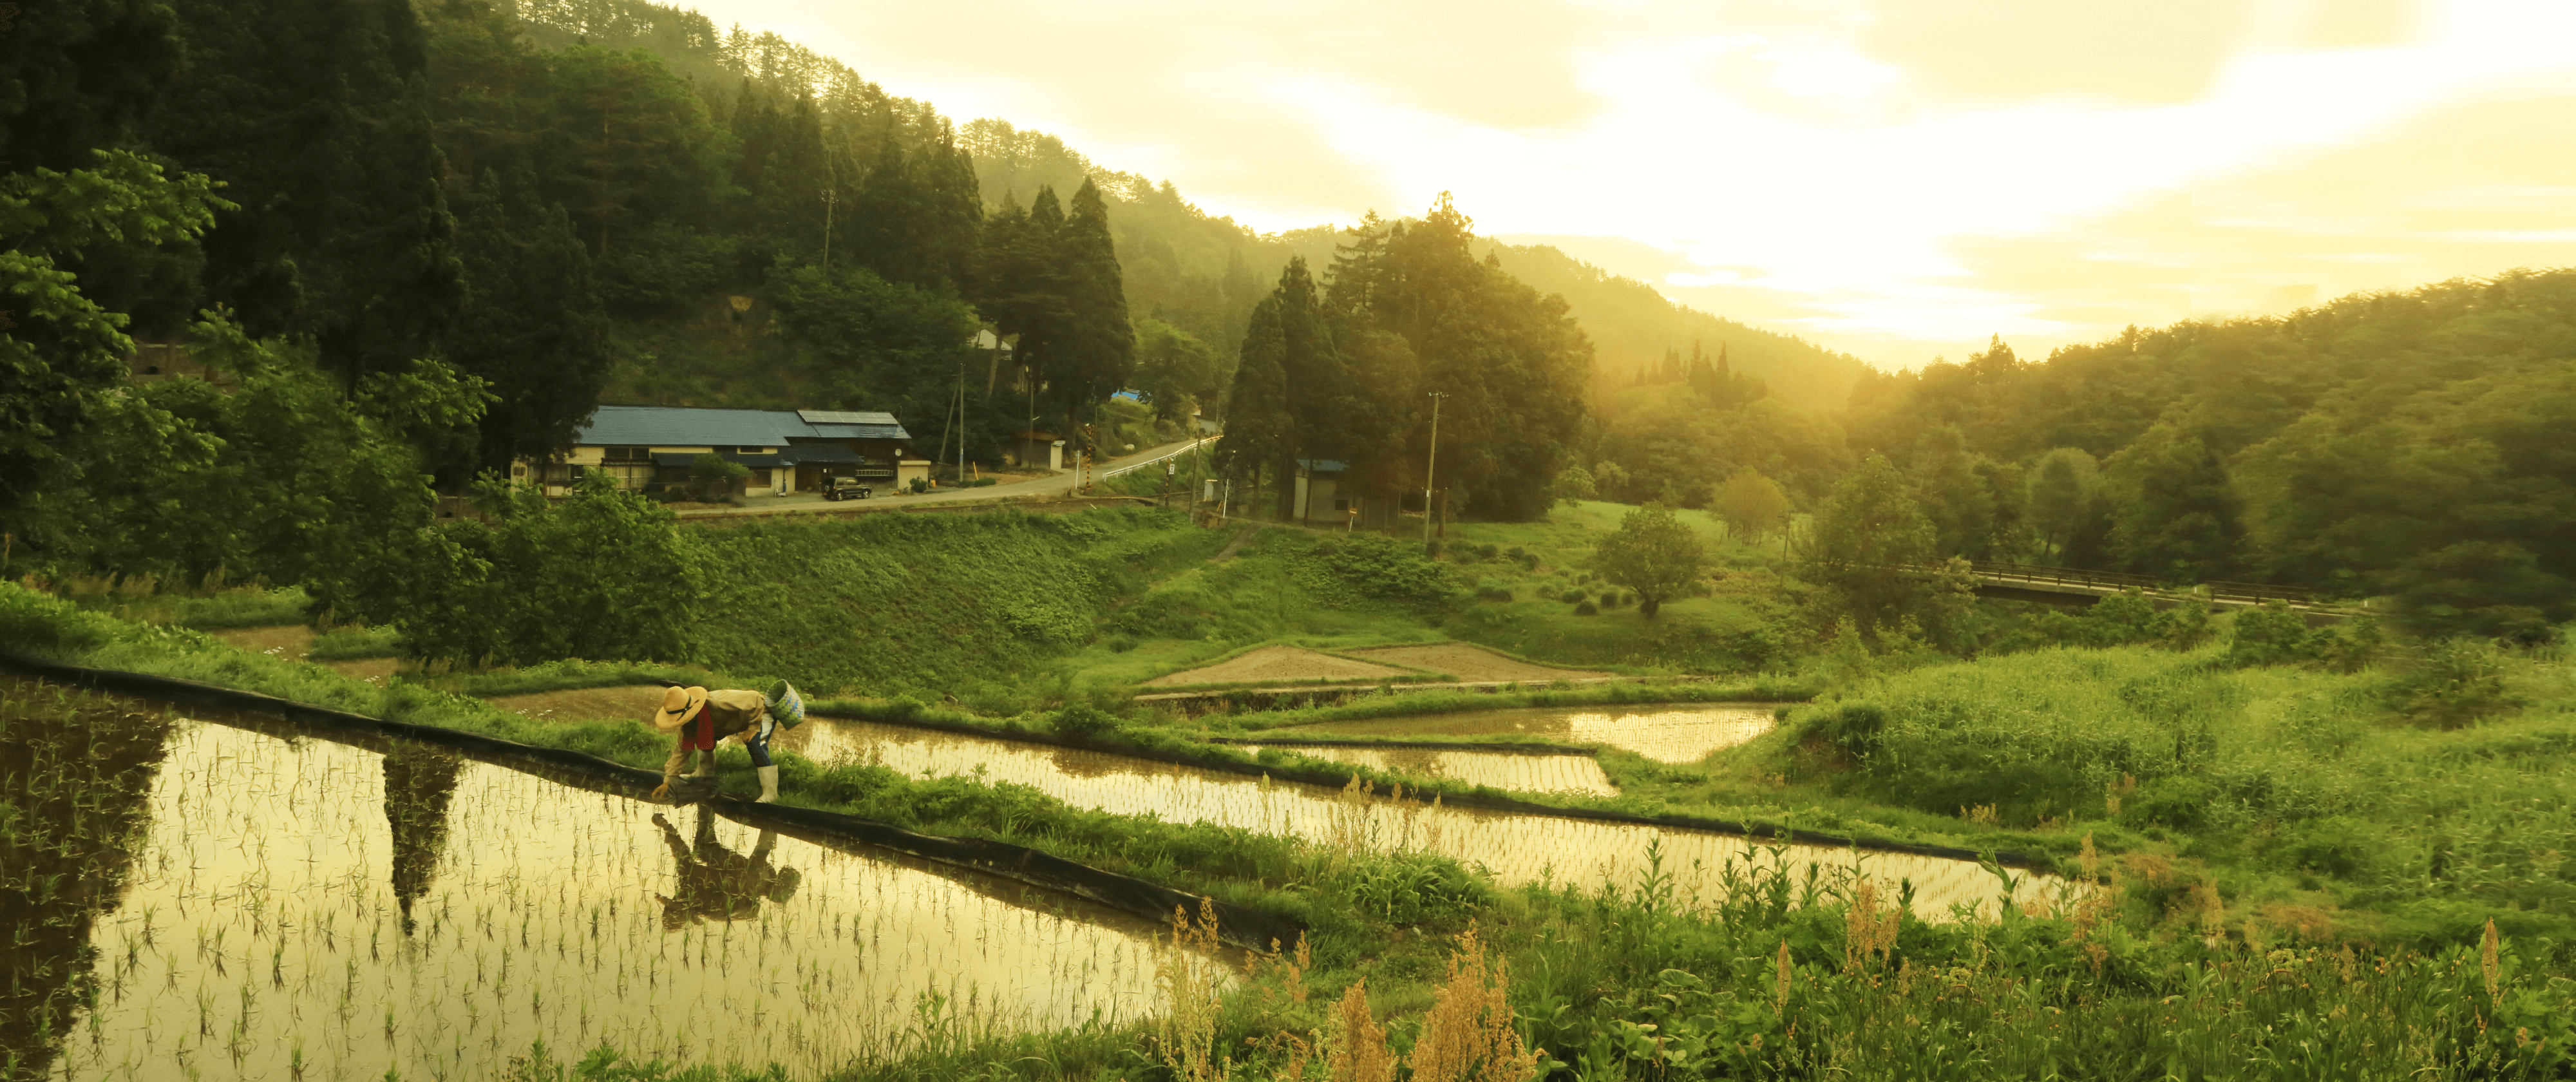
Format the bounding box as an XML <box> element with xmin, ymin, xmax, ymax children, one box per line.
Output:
<box><xmin>576</xmin><ymin>405</ymin><xmax>911</xmax><ymax>447</ymax></box>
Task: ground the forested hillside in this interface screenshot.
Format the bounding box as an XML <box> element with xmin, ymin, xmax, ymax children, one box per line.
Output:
<box><xmin>1823</xmin><ymin>271</ymin><xmax>2576</xmax><ymax>638</ymax></box>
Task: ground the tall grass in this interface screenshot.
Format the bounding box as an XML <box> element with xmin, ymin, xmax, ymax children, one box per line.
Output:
<box><xmin>1225</xmin><ymin>679</ymin><xmax>1813</xmax><ymax>732</ymax></box>
<box><xmin>1766</xmin><ymin>643</ymin><xmax>2576</xmax><ymax>948</ymax></box>
<box><xmin>470</xmin><ymin>840</ymin><xmax>2575</xmax><ymax>1081</ymax></box>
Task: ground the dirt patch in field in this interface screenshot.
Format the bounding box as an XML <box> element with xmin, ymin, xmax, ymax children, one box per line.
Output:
<box><xmin>1143</xmin><ymin>645</ymin><xmax>1423</xmax><ymax>687</ymax></box>
<box><xmin>210</xmin><ymin>625</ymin><xmax>316</xmax><ymax>659</ymax></box>
<box><xmin>209</xmin><ymin>625</ymin><xmax>401</xmax><ymax>683</ymax></box>
<box><xmin>1345</xmin><ymin>644</ymin><xmax>1609</xmax><ymax>682</ymax></box>
<box><xmin>322</xmin><ymin>657</ymin><xmax>401</xmax><ymax>682</ymax></box>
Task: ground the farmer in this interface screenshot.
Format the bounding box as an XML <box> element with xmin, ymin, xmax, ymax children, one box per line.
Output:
<box><xmin>650</xmin><ymin>807</ymin><xmax>800</xmax><ymax>929</ymax></box>
<box><xmin>648</xmin><ymin>681</ymin><xmax>804</xmax><ymax>802</ymax></box>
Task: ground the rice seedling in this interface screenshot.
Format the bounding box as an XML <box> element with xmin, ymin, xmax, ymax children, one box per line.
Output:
<box><xmin>1276</xmin><ymin>702</ymin><xmax>1783</xmax><ymax>764</ymax></box>
<box><xmin>788</xmin><ymin>716</ymin><xmax>2064</xmax><ymax>921</ymax></box>
<box><xmin>1</xmin><ymin>681</ymin><xmax>1217</xmax><ymax>1081</ymax></box>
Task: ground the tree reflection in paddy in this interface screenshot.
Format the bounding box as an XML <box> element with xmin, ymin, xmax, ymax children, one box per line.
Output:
<box><xmin>2</xmin><ymin>680</ymin><xmax>1193</xmax><ymax>1082</ymax></box>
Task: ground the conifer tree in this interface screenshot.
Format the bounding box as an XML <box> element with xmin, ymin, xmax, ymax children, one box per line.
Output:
<box><xmin>1216</xmin><ymin>296</ymin><xmax>1291</xmax><ymax>499</ymax></box>
<box><xmin>850</xmin><ymin>131</ymin><xmax>927</xmax><ymax>285</ymax></box>
<box><xmin>448</xmin><ymin>171</ymin><xmax>613</xmax><ymax>477</ymax></box>
<box><xmin>151</xmin><ymin>0</ymin><xmax>464</xmax><ymax>393</ymax></box>
<box><xmin>0</xmin><ymin>0</ymin><xmax>182</xmax><ymax>174</ymax></box>
<box><xmin>1051</xmin><ymin>178</ymin><xmax>1136</xmax><ymax>429</ymax></box>
<box><xmin>975</xmin><ymin>190</ymin><xmax>1070</xmax><ymax>412</ymax></box>
<box><xmin>918</xmin><ymin>126</ymin><xmax>984</xmax><ymax>292</ymax></box>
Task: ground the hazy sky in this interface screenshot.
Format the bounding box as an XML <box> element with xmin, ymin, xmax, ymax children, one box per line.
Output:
<box><xmin>689</xmin><ymin>0</ymin><xmax>2576</xmax><ymax>368</ymax></box>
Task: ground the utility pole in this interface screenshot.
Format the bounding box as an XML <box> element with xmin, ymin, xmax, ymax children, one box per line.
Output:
<box><xmin>1422</xmin><ymin>391</ymin><xmax>1448</xmax><ymax>553</ymax></box>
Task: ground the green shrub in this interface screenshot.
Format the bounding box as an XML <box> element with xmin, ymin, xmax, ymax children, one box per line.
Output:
<box><xmin>2278</xmin><ymin>815</ymin><xmax>2374</xmax><ymax>877</ymax></box>
<box><xmin>2227</xmin><ymin>602</ymin><xmax>2315</xmax><ymax>667</ymax></box>
<box><xmin>1558</xmin><ymin>588</ymin><xmax>1587</xmax><ymax>603</ymax></box>
<box><xmin>178</xmin><ymin>588</ymin><xmax>313</xmax><ymax>629</ymax></box>
<box><xmin>0</xmin><ymin>584</ymin><xmax>117</xmax><ymax>658</ymax></box>
<box><xmin>1573</xmin><ymin>600</ymin><xmax>1599</xmax><ymax>616</ymax></box>
<box><xmin>1799</xmin><ymin>703</ymin><xmax>1886</xmax><ymax>759</ymax></box>
<box><xmin>2385</xmin><ymin>638</ymin><xmax>2517</xmax><ymax>730</ymax></box>
<box><xmin>2120</xmin><ymin>775</ymin><xmax>2217</xmax><ymax>831</ymax></box>
<box><xmin>306</xmin><ymin>625</ymin><xmax>401</xmax><ymax>660</ymax></box>
<box><xmin>690</xmin><ymin>453</ymin><xmax>750</xmax><ymax>501</ymax></box>
<box><xmin>1294</xmin><ymin>534</ymin><xmax>1455</xmax><ymax>609</ymax></box>
<box><xmin>1051</xmin><ymin>704</ymin><xmax>1119</xmax><ymax>740</ymax></box>
<box><xmin>382</xmin><ymin>473</ymin><xmax>704</xmax><ymax>667</ymax></box>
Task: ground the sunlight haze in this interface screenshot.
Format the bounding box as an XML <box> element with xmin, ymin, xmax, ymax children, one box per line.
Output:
<box><xmin>686</xmin><ymin>0</ymin><xmax>2576</xmax><ymax>367</ymax></box>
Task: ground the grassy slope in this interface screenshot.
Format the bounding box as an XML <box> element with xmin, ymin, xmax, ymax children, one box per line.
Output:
<box><xmin>686</xmin><ymin>506</ymin><xmax>1222</xmax><ymax>703</ymax></box>
<box><xmin>13</xmin><ymin>568</ymin><xmax>2576</xmax><ymax>1078</ymax></box>
<box><xmin>1703</xmin><ymin>638</ymin><xmax>2576</xmax><ymax>947</ymax></box>
<box><xmin>9</xmin><ymin>643</ymin><xmax>2566</xmax><ymax>1082</ymax></box>
<box><xmin>1434</xmin><ymin>501</ymin><xmax>1795</xmax><ymax>672</ymax></box>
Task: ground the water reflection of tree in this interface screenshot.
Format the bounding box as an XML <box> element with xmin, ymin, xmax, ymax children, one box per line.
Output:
<box><xmin>0</xmin><ymin>686</ymin><xmax>174</xmax><ymax>1081</ymax></box>
<box><xmin>652</xmin><ymin>808</ymin><xmax>800</xmax><ymax>929</ymax></box>
<box><xmin>1050</xmin><ymin>745</ymin><xmax>1126</xmax><ymax>779</ymax></box>
<box><xmin>382</xmin><ymin>742</ymin><xmax>466</xmax><ymax>935</ymax></box>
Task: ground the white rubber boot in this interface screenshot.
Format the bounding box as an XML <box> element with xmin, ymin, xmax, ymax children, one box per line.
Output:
<box><xmin>754</xmin><ymin>766</ymin><xmax>780</xmax><ymax>804</ymax></box>
<box><xmin>685</xmin><ymin>752</ymin><xmax>715</xmax><ymax>781</ymax></box>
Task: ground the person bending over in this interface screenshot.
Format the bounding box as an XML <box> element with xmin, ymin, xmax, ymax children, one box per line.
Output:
<box><xmin>648</xmin><ymin>682</ymin><xmax>802</xmax><ymax>802</ymax></box>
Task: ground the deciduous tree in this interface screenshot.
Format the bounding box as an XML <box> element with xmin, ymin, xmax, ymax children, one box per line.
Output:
<box><xmin>1710</xmin><ymin>468</ymin><xmax>1791</xmax><ymax>540</ymax></box>
<box><xmin>1593</xmin><ymin>504</ymin><xmax>1705</xmax><ymax>618</ymax></box>
<box><xmin>1800</xmin><ymin>455</ymin><xmax>1937</xmax><ymax>638</ymax></box>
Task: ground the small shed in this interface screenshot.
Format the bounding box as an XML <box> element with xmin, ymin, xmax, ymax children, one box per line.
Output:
<box><xmin>1013</xmin><ymin>430</ymin><xmax>1066</xmax><ymax>472</ymax></box>
<box><xmin>1293</xmin><ymin>459</ymin><xmax>1380</xmax><ymax>527</ymax></box>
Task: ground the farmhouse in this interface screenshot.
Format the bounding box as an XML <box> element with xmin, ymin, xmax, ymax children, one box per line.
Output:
<box><xmin>517</xmin><ymin>406</ymin><xmax>927</xmax><ymax>497</ymax></box>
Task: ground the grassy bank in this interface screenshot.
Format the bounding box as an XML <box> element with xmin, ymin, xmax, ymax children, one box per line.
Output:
<box><xmin>1718</xmin><ymin>638</ymin><xmax>2576</xmax><ymax>948</ymax></box>
<box><xmin>685</xmin><ymin>507</ymin><xmax>1224</xmax><ymax>702</ymax></box>
<box><xmin>1220</xmin><ymin>678</ymin><xmax>1814</xmax><ymax>730</ymax></box>
<box><xmin>12</xmin><ymin>581</ymin><xmax>2576</xmax><ymax>1081</ymax></box>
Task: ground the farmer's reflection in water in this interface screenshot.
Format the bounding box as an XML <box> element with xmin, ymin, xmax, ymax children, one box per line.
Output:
<box><xmin>653</xmin><ymin>807</ymin><xmax>802</xmax><ymax>929</ymax></box>
<box><xmin>381</xmin><ymin>742</ymin><xmax>465</xmax><ymax>935</ymax></box>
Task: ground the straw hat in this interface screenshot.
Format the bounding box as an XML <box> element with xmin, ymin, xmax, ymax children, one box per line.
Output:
<box><xmin>650</xmin><ymin>685</ymin><xmax>710</xmax><ymax>732</ymax></box>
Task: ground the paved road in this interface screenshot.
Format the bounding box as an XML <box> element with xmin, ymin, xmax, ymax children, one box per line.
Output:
<box><xmin>672</xmin><ymin>435</ymin><xmax>1220</xmax><ymax>519</ymax></box>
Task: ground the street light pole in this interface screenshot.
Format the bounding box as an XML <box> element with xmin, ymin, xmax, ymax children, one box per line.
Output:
<box><xmin>1422</xmin><ymin>391</ymin><xmax>1448</xmax><ymax>551</ymax></box>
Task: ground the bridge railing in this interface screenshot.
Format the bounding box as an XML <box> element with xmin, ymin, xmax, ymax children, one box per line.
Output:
<box><xmin>1962</xmin><ymin>560</ymin><xmax>2332</xmax><ymax>607</ymax></box>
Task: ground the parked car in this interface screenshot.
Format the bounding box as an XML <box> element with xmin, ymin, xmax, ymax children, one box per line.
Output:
<box><xmin>822</xmin><ymin>477</ymin><xmax>873</xmax><ymax>501</ymax></box>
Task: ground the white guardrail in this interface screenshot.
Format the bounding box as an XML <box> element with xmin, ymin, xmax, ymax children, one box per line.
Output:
<box><xmin>1095</xmin><ymin>435</ymin><xmax>1219</xmax><ymax>482</ymax></box>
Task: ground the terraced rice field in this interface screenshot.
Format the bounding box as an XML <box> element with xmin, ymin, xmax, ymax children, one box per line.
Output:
<box><xmin>1285</xmin><ymin>703</ymin><xmax>1782</xmax><ymax>763</ymax></box>
<box><xmin>1218</xmin><ymin>743</ymin><xmax>1619</xmax><ymax>797</ymax></box>
<box><xmin>10</xmin><ymin>688</ymin><xmax>1202</xmax><ymax>1082</ymax></box>
<box><xmin>792</xmin><ymin>716</ymin><xmax>2062</xmax><ymax>919</ymax></box>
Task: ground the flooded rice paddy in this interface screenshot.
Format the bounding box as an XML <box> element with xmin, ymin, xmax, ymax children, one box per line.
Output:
<box><xmin>792</xmin><ymin>716</ymin><xmax>2060</xmax><ymax>920</ymax></box>
<box><xmin>1285</xmin><ymin>703</ymin><xmax>1783</xmax><ymax>764</ymax></box>
<box><xmin>1215</xmin><ymin>743</ymin><xmax>1618</xmax><ymax>797</ymax></box>
<box><xmin>6</xmin><ymin>687</ymin><xmax>1202</xmax><ymax>1082</ymax></box>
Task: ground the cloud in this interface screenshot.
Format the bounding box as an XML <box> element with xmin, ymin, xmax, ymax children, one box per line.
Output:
<box><xmin>687</xmin><ymin>0</ymin><xmax>2576</xmax><ymax>366</ymax></box>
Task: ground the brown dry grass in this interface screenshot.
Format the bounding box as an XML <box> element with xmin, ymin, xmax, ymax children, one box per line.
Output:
<box><xmin>209</xmin><ymin>625</ymin><xmax>395</xmax><ymax>683</ymax></box>
<box><xmin>1345</xmin><ymin>644</ymin><xmax>1608</xmax><ymax>683</ymax></box>
<box><xmin>1144</xmin><ymin>645</ymin><xmax>1422</xmax><ymax>687</ymax></box>
<box><xmin>209</xmin><ymin>625</ymin><xmax>316</xmax><ymax>658</ymax></box>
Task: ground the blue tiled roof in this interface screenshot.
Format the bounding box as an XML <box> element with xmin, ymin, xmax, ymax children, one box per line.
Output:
<box><xmin>577</xmin><ymin>405</ymin><xmax>911</xmax><ymax>447</ymax></box>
